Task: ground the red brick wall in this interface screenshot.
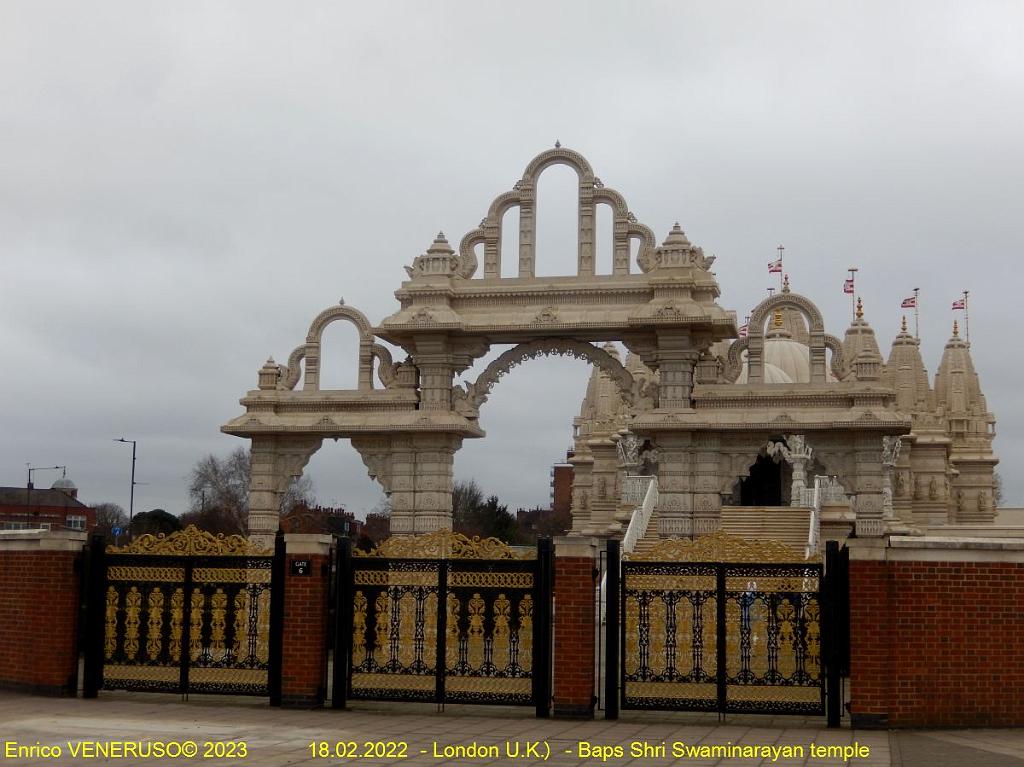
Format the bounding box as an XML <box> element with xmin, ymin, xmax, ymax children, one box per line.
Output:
<box><xmin>552</xmin><ymin>556</ymin><xmax>595</xmax><ymax>718</ymax></box>
<box><xmin>0</xmin><ymin>550</ymin><xmax>81</xmax><ymax>695</ymax></box>
<box><xmin>850</xmin><ymin>559</ymin><xmax>1024</xmax><ymax>727</ymax></box>
<box><xmin>280</xmin><ymin>553</ymin><xmax>329</xmax><ymax>707</ymax></box>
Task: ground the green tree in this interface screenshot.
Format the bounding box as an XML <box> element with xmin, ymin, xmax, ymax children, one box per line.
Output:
<box><xmin>452</xmin><ymin>480</ymin><xmax>520</xmax><ymax>544</ymax></box>
<box><xmin>129</xmin><ymin>509</ymin><xmax>182</xmax><ymax>537</ymax></box>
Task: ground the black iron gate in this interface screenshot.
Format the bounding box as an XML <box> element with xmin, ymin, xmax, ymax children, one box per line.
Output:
<box><xmin>83</xmin><ymin>527</ymin><xmax>284</xmax><ymax>700</ymax></box>
<box><xmin>605</xmin><ymin>534</ymin><xmax>848</xmax><ymax>725</ymax></box>
<box><xmin>332</xmin><ymin>533</ymin><xmax>553</xmax><ymax>716</ymax></box>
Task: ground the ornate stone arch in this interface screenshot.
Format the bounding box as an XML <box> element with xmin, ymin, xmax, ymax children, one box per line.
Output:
<box><xmin>824</xmin><ymin>334</ymin><xmax>846</xmax><ymax>381</ymax></box>
<box><xmin>462</xmin><ymin>338</ymin><xmax>635</xmax><ymax>413</ymax></box>
<box><xmin>723</xmin><ymin>337</ymin><xmax>749</xmax><ymax>383</ymax></box>
<box><xmin>300</xmin><ymin>303</ymin><xmax>376</xmax><ymax>391</ymax></box>
<box><xmin>746</xmin><ymin>293</ymin><xmax>829</xmax><ymax>384</ymax></box>
<box><xmin>458</xmin><ymin>146</ymin><xmax>656</xmax><ymax>279</ymax></box>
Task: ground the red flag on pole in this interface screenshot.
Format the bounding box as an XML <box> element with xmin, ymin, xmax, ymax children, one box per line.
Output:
<box><xmin>843</xmin><ymin>278</ymin><xmax>855</xmax><ymax>294</ymax></box>
<box><xmin>738</xmin><ymin>324</ymin><xmax>749</xmax><ymax>338</ymax></box>
<box><xmin>951</xmin><ymin>299</ymin><xmax>965</xmax><ymax>310</ymax></box>
<box><xmin>901</xmin><ymin>296</ymin><xmax>917</xmax><ymax>309</ymax></box>
<box><xmin>768</xmin><ymin>258</ymin><xmax>783</xmax><ymax>274</ymax></box>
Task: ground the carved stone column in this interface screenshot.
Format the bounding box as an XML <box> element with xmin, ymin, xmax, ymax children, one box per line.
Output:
<box><xmin>656</xmin><ymin>332</ymin><xmax>700</xmax><ymax>409</ymax></box>
<box><xmin>410</xmin><ymin>333</ymin><xmax>457</xmax><ymax>413</ymax></box>
<box><xmin>568</xmin><ymin>450</ymin><xmax>594</xmax><ymax>535</ymax></box>
<box><xmin>785</xmin><ymin>434</ymin><xmax>813</xmax><ymax>507</ymax></box>
<box><xmin>353</xmin><ymin>433</ymin><xmax>462</xmax><ymax>535</ymax></box>
<box><xmin>852</xmin><ymin>434</ymin><xmax>886</xmax><ymax>537</ymax></box>
<box><xmin>692</xmin><ymin>433</ymin><xmax>722</xmax><ymax>535</ymax></box>
<box><xmin>653</xmin><ymin>434</ymin><xmax>693</xmax><ymax>538</ymax></box>
<box><xmin>880</xmin><ymin>436</ymin><xmax>902</xmax><ymax>522</ymax></box>
<box><xmin>248</xmin><ymin>435</ymin><xmax>322</xmax><ymax>550</ymax></box>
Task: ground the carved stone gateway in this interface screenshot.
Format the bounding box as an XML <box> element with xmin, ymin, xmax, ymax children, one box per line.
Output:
<box><xmin>225</xmin><ymin>145</ymin><xmax>997</xmax><ymax>549</ymax></box>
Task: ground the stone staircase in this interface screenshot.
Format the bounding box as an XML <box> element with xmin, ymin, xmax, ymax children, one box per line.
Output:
<box><xmin>629</xmin><ymin>505</ymin><xmax>812</xmax><ymax>557</ymax></box>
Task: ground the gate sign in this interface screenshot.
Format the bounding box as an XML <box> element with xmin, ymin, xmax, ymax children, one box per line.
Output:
<box><xmin>290</xmin><ymin>559</ymin><xmax>312</xmax><ymax>576</ymax></box>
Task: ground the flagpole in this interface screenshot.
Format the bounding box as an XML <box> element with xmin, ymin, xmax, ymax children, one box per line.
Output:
<box><xmin>848</xmin><ymin>267</ymin><xmax>858</xmax><ymax>322</ymax></box>
<box><xmin>777</xmin><ymin>245</ymin><xmax>785</xmax><ymax>291</ymax></box>
<box><xmin>963</xmin><ymin>290</ymin><xmax>970</xmax><ymax>345</ymax></box>
<box><xmin>913</xmin><ymin>287</ymin><xmax>920</xmax><ymax>339</ymax></box>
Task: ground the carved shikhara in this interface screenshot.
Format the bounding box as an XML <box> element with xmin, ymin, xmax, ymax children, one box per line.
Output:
<box><xmin>223</xmin><ymin>144</ymin><xmax>997</xmax><ymax>544</ymax></box>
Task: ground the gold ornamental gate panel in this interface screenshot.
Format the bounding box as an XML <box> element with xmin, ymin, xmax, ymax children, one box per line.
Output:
<box><xmin>610</xmin><ymin>532</ymin><xmax>826</xmax><ymax>717</ymax></box>
<box><xmin>84</xmin><ymin>526</ymin><xmax>283</xmax><ymax>699</ymax></box>
<box><xmin>333</xmin><ymin>532</ymin><xmax>553</xmax><ymax>715</ymax></box>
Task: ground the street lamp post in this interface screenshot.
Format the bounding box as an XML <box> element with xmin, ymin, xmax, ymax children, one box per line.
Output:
<box><xmin>114</xmin><ymin>438</ymin><xmax>137</xmax><ymax>530</ymax></box>
<box><xmin>25</xmin><ymin>464</ymin><xmax>65</xmax><ymax>529</ymax></box>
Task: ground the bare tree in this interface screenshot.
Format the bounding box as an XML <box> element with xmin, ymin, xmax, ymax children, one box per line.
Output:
<box><xmin>185</xmin><ymin>447</ymin><xmax>315</xmax><ymax>534</ymax></box>
<box><xmin>92</xmin><ymin>502</ymin><xmax>127</xmax><ymax>539</ymax></box>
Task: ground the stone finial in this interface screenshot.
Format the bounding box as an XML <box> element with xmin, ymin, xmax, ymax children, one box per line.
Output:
<box><xmin>652</xmin><ymin>222</ymin><xmax>714</xmax><ymax>270</ymax></box>
<box><xmin>258</xmin><ymin>357</ymin><xmax>280</xmax><ymax>390</ymax></box>
<box><xmin>407</xmin><ymin>232</ymin><xmax>458</xmax><ymax>279</ymax></box>
<box><xmin>782</xmin><ymin>274</ymin><xmax>791</xmax><ymax>293</ymax></box>
<box><xmin>856</xmin><ymin>296</ymin><xmax>864</xmax><ymax>320</ymax></box>
<box><xmin>901</xmin><ymin>315</ymin><xmax>908</xmax><ymax>333</ymax></box>
<box><xmin>952</xmin><ymin>319</ymin><xmax>959</xmax><ymax>338</ymax></box>
<box><xmin>554</xmin><ymin>139</ymin><xmax>561</xmax><ymax>148</ymax></box>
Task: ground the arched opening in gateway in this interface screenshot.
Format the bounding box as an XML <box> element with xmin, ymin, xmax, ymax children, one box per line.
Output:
<box><xmin>737</xmin><ymin>444</ymin><xmax>793</xmax><ymax>506</ymax></box>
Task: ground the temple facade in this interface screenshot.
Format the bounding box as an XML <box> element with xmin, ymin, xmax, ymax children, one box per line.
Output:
<box><xmin>568</xmin><ymin>280</ymin><xmax>998</xmax><ymax>546</ymax></box>
<box><xmin>222</xmin><ymin>146</ymin><xmax>998</xmax><ymax>549</ymax></box>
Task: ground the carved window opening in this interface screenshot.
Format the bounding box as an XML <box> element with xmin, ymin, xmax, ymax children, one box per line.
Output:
<box><xmin>534</xmin><ymin>163</ymin><xmax>580</xmax><ymax>278</ymax></box>
<box><xmin>319</xmin><ymin>317</ymin><xmax>362</xmax><ymax>390</ymax></box>
<box><xmin>499</xmin><ymin>206</ymin><xmax>521</xmax><ymax>278</ymax></box>
<box><xmin>595</xmin><ymin>201</ymin><xmax>615</xmax><ymax>276</ymax></box>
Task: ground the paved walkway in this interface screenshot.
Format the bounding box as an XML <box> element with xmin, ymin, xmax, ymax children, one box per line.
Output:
<box><xmin>0</xmin><ymin>692</ymin><xmax>1021</xmax><ymax>766</ymax></box>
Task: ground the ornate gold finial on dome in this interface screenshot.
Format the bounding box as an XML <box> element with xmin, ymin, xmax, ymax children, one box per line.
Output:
<box><xmin>782</xmin><ymin>274</ymin><xmax>791</xmax><ymax>293</ymax></box>
<box><xmin>953</xmin><ymin>319</ymin><xmax>959</xmax><ymax>338</ymax></box>
<box><xmin>901</xmin><ymin>315</ymin><xmax>908</xmax><ymax>333</ymax></box>
<box><xmin>772</xmin><ymin>309</ymin><xmax>784</xmax><ymax>329</ymax></box>
<box><xmin>856</xmin><ymin>296</ymin><xmax>864</xmax><ymax>320</ymax></box>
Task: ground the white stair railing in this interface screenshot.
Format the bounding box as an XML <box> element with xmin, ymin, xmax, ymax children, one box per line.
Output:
<box><xmin>621</xmin><ymin>477</ymin><xmax>658</xmax><ymax>556</ymax></box>
<box><xmin>601</xmin><ymin>477</ymin><xmax>658</xmax><ymax>623</ymax></box>
<box><xmin>806</xmin><ymin>476</ymin><xmax>822</xmax><ymax>559</ymax></box>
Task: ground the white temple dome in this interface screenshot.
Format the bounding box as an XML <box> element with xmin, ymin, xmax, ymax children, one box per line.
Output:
<box><xmin>737</xmin><ymin>334</ymin><xmax>838</xmax><ymax>384</ymax></box>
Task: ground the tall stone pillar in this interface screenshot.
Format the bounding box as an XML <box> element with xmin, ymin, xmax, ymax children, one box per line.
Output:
<box><xmin>852</xmin><ymin>434</ymin><xmax>886</xmax><ymax>538</ymax></box>
<box><xmin>654</xmin><ymin>434</ymin><xmax>693</xmax><ymax>538</ymax></box>
<box><xmin>786</xmin><ymin>434</ymin><xmax>812</xmax><ymax>507</ymax></box>
<box><xmin>411</xmin><ymin>433</ymin><xmax>460</xmax><ymax>534</ymax></box>
<box><xmin>692</xmin><ymin>433</ymin><xmax>722</xmax><ymax>535</ymax></box>
<box><xmin>248</xmin><ymin>436</ymin><xmax>321</xmax><ymax>550</ymax></box>
<box><xmin>353</xmin><ymin>433</ymin><xmax>461</xmax><ymax>535</ymax></box>
<box><xmin>880</xmin><ymin>436</ymin><xmax>902</xmax><ymax>522</ymax></box>
<box><xmin>656</xmin><ymin>334</ymin><xmax>700</xmax><ymax>409</ymax></box>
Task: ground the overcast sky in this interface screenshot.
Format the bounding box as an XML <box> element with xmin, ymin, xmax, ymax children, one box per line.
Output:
<box><xmin>3</xmin><ymin>2</ymin><xmax>1022</xmax><ymax>519</ymax></box>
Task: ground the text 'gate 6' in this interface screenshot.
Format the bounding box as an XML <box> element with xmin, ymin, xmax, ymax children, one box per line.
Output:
<box><xmin>332</xmin><ymin>532</ymin><xmax>553</xmax><ymax>716</ymax></box>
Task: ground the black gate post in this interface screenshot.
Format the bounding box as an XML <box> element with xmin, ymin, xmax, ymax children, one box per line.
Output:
<box><xmin>604</xmin><ymin>539</ymin><xmax>620</xmax><ymax>720</ymax></box>
<box><xmin>179</xmin><ymin>559</ymin><xmax>194</xmax><ymax>699</ymax></box>
<box><xmin>824</xmin><ymin>541</ymin><xmax>842</xmax><ymax>728</ymax></box>
<box><xmin>534</xmin><ymin>537</ymin><xmax>553</xmax><ymax>718</ymax></box>
<box><xmin>81</xmin><ymin>534</ymin><xmax>106</xmax><ymax>698</ymax></box>
<box><xmin>716</xmin><ymin>564</ymin><xmax>727</xmax><ymax>715</ymax></box>
<box><xmin>331</xmin><ymin>537</ymin><xmax>352</xmax><ymax>709</ymax></box>
<box><xmin>268</xmin><ymin>529</ymin><xmax>286</xmax><ymax>707</ymax></box>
